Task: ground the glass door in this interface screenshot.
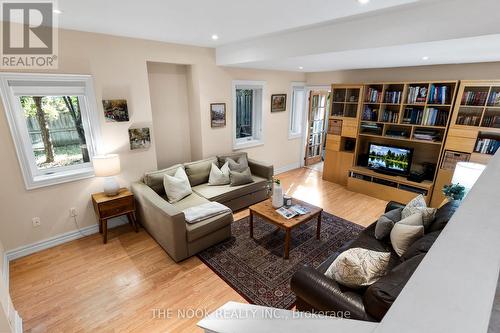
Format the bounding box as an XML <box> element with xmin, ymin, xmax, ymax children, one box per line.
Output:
<box><xmin>305</xmin><ymin>91</ymin><xmax>329</xmax><ymax>166</ymax></box>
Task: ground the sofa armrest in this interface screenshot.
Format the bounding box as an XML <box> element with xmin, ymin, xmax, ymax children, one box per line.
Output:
<box><xmin>291</xmin><ymin>266</ymin><xmax>375</xmax><ymax>322</ymax></box>
<box><xmin>131</xmin><ymin>182</ymin><xmax>189</xmax><ymax>262</ymax></box>
<box><xmin>385</xmin><ymin>201</ymin><xmax>405</xmax><ymax>213</ymax></box>
<box><xmin>248</xmin><ymin>159</ymin><xmax>273</xmax><ymax>180</ymax></box>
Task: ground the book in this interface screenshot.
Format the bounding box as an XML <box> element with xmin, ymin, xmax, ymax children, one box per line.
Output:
<box><xmin>275</xmin><ymin>205</ymin><xmax>311</xmax><ymax>219</ymax></box>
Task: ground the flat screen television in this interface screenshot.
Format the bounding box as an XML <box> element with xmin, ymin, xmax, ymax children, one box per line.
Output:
<box><xmin>367</xmin><ymin>143</ymin><xmax>413</xmax><ymax>176</ymax></box>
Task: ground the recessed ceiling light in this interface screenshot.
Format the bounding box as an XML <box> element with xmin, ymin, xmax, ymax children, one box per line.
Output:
<box><xmin>211</xmin><ymin>34</ymin><xmax>219</xmax><ymax>41</ymax></box>
<box><xmin>53</xmin><ymin>9</ymin><xmax>62</xmax><ymax>14</ymax></box>
<box><xmin>422</xmin><ymin>56</ymin><xmax>430</xmax><ymax>61</ymax></box>
<box><xmin>299</xmin><ymin>66</ymin><xmax>304</xmax><ymax>70</ymax></box>
<box><xmin>358</xmin><ymin>0</ymin><xmax>370</xmax><ymax>4</ymax></box>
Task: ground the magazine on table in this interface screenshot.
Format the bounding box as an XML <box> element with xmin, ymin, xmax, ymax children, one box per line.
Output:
<box><xmin>275</xmin><ymin>204</ymin><xmax>310</xmax><ymax>219</ymax></box>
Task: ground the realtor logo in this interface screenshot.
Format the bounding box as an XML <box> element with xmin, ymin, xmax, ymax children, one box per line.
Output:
<box><xmin>1</xmin><ymin>0</ymin><xmax>58</xmax><ymax>68</ymax></box>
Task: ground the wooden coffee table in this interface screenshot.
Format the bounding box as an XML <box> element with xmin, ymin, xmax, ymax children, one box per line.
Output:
<box><xmin>248</xmin><ymin>198</ymin><xmax>323</xmax><ymax>259</ymax></box>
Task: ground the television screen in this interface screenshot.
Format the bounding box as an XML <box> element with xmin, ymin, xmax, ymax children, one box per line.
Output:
<box><xmin>368</xmin><ymin>143</ymin><xmax>413</xmax><ymax>176</ymax></box>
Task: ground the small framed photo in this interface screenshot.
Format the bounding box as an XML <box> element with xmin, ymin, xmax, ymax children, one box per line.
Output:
<box><xmin>128</xmin><ymin>127</ymin><xmax>151</xmax><ymax>150</ymax></box>
<box><xmin>103</xmin><ymin>99</ymin><xmax>129</xmax><ymax>122</ymax></box>
<box><xmin>271</xmin><ymin>94</ymin><xmax>287</xmax><ymax>112</ymax></box>
<box><xmin>210</xmin><ymin>103</ymin><xmax>226</xmax><ymax>128</ymax></box>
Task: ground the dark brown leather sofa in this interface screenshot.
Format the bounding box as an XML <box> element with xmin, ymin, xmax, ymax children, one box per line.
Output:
<box><xmin>290</xmin><ymin>200</ymin><xmax>459</xmax><ymax>322</ymax></box>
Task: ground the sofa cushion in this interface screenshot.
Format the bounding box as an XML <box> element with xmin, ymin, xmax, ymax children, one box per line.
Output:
<box><xmin>192</xmin><ymin>175</ymin><xmax>267</xmax><ymax>203</ymax></box>
<box><xmin>229</xmin><ymin>168</ymin><xmax>254</xmax><ymax>186</ymax></box>
<box><xmin>363</xmin><ymin>254</ymin><xmax>425</xmax><ymax>321</ymax></box>
<box><xmin>163</xmin><ymin>167</ymin><xmax>192</xmax><ymax>203</ymax></box>
<box><xmin>325</xmin><ymin>248</ymin><xmax>392</xmax><ymax>289</ymax></box>
<box><xmin>390</xmin><ymin>213</ymin><xmax>424</xmax><ymax>256</ymax></box>
<box><xmin>217</xmin><ymin>152</ymin><xmax>248</xmax><ymax>168</ymax></box>
<box><xmin>402</xmin><ymin>194</ymin><xmax>437</xmax><ymax>229</ymax></box>
<box><xmin>401</xmin><ymin>231</ymin><xmax>441</xmax><ymax>261</ymax></box>
<box><xmin>208</xmin><ymin>162</ymin><xmax>230</xmax><ymax>185</ymax></box>
<box><xmin>185</xmin><ymin>211</ymin><xmax>233</xmax><ymax>242</ymax></box>
<box><xmin>143</xmin><ymin>164</ymin><xmax>183</xmax><ymax>195</ymax></box>
<box><xmin>184</xmin><ymin>157</ymin><xmax>218</xmax><ymax>186</ymax></box>
<box><xmin>427</xmin><ymin>200</ymin><xmax>460</xmax><ymax>233</ymax></box>
<box><xmin>375</xmin><ymin>208</ymin><xmax>402</xmax><ymax>240</ymax></box>
<box><xmin>171</xmin><ymin>193</ymin><xmax>209</xmax><ymax>211</ymax></box>
<box><xmin>227</xmin><ymin>156</ymin><xmax>249</xmax><ymax>172</ymax></box>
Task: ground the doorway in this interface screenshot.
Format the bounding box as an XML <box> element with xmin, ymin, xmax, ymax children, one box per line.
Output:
<box><xmin>304</xmin><ymin>90</ymin><xmax>330</xmax><ymax>172</ymax></box>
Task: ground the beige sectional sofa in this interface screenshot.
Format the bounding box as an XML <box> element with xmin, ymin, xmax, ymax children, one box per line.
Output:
<box><xmin>131</xmin><ymin>152</ymin><xmax>273</xmax><ymax>262</ymax></box>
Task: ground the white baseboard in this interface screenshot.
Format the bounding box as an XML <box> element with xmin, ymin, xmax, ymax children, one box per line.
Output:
<box><xmin>274</xmin><ymin>162</ymin><xmax>301</xmax><ymax>175</ymax></box>
<box><xmin>5</xmin><ymin>217</ymin><xmax>127</xmax><ymax>262</ymax></box>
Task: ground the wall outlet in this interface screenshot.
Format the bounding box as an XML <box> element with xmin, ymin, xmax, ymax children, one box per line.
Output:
<box><xmin>70</xmin><ymin>208</ymin><xmax>78</xmax><ymax>217</ymax></box>
<box><xmin>32</xmin><ymin>217</ymin><xmax>41</xmax><ymax>227</ymax></box>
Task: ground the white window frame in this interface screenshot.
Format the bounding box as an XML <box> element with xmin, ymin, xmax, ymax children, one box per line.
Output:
<box><xmin>0</xmin><ymin>73</ymin><xmax>101</xmax><ymax>189</ymax></box>
<box><xmin>289</xmin><ymin>82</ymin><xmax>306</xmax><ymax>140</ymax></box>
<box><xmin>232</xmin><ymin>80</ymin><xmax>265</xmax><ymax>150</ymax></box>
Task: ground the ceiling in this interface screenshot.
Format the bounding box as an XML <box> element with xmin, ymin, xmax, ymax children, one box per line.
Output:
<box><xmin>51</xmin><ymin>0</ymin><xmax>500</xmax><ymax>71</ymax></box>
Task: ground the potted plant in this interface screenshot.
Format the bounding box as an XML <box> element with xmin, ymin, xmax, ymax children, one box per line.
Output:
<box><xmin>442</xmin><ymin>183</ymin><xmax>466</xmax><ymax>202</ymax></box>
<box><xmin>272</xmin><ymin>178</ymin><xmax>284</xmax><ymax>208</ymax></box>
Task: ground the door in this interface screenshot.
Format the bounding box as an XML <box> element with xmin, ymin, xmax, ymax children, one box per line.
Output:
<box><xmin>304</xmin><ymin>91</ymin><xmax>329</xmax><ymax>166</ymax></box>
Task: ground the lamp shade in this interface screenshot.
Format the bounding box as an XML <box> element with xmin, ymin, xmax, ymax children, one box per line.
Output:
<box><xmin>451</xmin><ymin>162</ymin><xmax>485</xmax><ymax>190</ymax></box>
<box><xmin>93</xmin><ymin>154</ymin><xmax>121</xmax><ymax>177</ymax></box>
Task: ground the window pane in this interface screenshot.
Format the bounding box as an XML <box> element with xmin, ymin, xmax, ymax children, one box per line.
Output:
<box><xmin>236</xmin><ymin>89</ymin><xmax>253</xmax><ymax>139</ymax></box>
<box><xmin>291</xmin><ymin>88</ymin><xmax>305</xmax><ymax>135</ymax></box>
<box><xmin>20</xmin><ymin>96</ymin><xmax>89</xmax><ymax>170</ymax></box>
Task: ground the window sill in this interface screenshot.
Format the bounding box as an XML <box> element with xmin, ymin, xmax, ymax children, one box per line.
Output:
<box><xmin>27</xmin><ymin>166</ymin><xmax>95</xmax><ymax>190</ymax></box>
<box><xmin>288</xmin><ymin>133</ymin><xmax>302</xmax><ymax>140</ymax></box>
<box><xmin>233</xmin><ymin>139</ymin><xmax>264</xmax><ymax>151</ymax></box>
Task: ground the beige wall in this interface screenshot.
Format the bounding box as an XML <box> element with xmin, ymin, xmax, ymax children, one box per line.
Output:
<box><xmin>306</xmin><ymin>62</ymin><xmax>500</xmax><ymax>85</ymax></box>
<box><xmin>0</xmin><ymin>28</ymin><xmax>305</xmax><ymax>251</ymax></box>
<box><xmin>147</xmin><ymin>62</ymin><xmax>191</xmax><ymax>169</ymax></box>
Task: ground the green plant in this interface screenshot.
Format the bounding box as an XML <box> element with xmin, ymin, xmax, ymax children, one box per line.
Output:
<box><xmin>273</xmin><ymin>178</ymin><xmax>281</xmax><ymax>185</ymax></box>
<box><xmin>442</xmin><ymin>183</ymin><xmax>466</xmax><ymax>201</ymax></box>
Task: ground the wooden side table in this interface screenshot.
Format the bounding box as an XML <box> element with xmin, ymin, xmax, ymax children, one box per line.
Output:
<box><xmin>91</xmin><ymin>188</ymin><xmax>138</xmax><ymax>244</ymax></box>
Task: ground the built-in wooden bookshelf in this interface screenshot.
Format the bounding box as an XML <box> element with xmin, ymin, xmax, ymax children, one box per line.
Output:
<box><xmin>431</xmin><ymin>80</ymin><xmax>500</xmax><ymax>207</ymax></box>
<box><xmin>324</xmin><ymin>80</ymin><xmax>459</xmax><ymax>206</ymax></box>
<box><xmin>323</xmin><ymin>84</ymin><xmax>363</xmax><ymax>185</ymax></box>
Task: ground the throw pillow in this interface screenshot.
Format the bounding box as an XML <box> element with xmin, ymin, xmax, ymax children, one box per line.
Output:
<box><xmin>375</xmin><ymin>208</ymin><xmax>403</xmax><ymax>240</ymax></box>
<box><xmin>390</xmin><ymin>213</ymin><xmax>424</xmax><ymax>256</ymax></box>
<box><xmin>208</xmin><ymin>162</ymin><xmax>230</xmax><ymax>186</ymax></box>
<box><xmin>324</xmin><ymin>248</ymin><xmax>392</xmax><ymax>289</ymax></box>
<box><xmin>227</xmin><ymin>156</ymin><xmax>249</xmax><ymax>172</ymax></box>
<box><xmin>229</xmin><ymin>167</ymin><xmax>254</xmax><ymax>186</ymax></box>
<box><xmin>402</xmin><ymin>195</ymin><xmax>437</xmax><ymax>229</ymax></box>
<box><xmin>163</xmin><ymin>167</ymin><xmax>192</xmax><ymax>203</ymax></box>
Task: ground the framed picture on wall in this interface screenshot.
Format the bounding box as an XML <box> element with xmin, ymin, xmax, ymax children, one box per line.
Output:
<box><xmin>271</xmin><ymin>94</ymin><xmax>286</xmax><ymax>112</ymax></box>
<box><xmin>128</xmin><ymin>127</ymin><xmax>151</xmax><ymax>150</ymax></box>
<box><xmin>103</xmin><ymin>99</ymin><xmax>129</xmax><ymax>122</ymax></box>
<box><xmin>210</xmin><ymin>103</ymin><xmax>226</xmax><ymax>128</ymax></box>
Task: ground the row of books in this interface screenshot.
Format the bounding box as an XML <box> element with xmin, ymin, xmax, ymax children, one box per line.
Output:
<box><xmin>461</xmin><ymin>91</ymin><xmax>488</xmax><ymax>106</ymax></box>
<box><xmin>428</xmin><ymin>85</ymin><xmax>450</xmax><ymax>105</ymax></box>
<box><xmin>362</xmin><ymin>106</ymin><xmax>379</xmax><ymax>121</ymax></box>
<box><xmin>381</xmin><ymin>110</ymin><xmax>399</xmax><ymax>123</ymax></box>
<box><xmin>487</xmin><ymin>91</ymin><xmax>500</xmax><ymax>106</ymax></box>
<box><xmin>421</xmin><ymin>108</ymin><xmax>448</xmax><ymax>126</ymax></box>
<box><xmin>474</xmin><ymin>138</ymin><xmax>499</xmax><ymax>155</ymax></box>
<box><xmin>402</xmin><ymin>107</ymin><xmax>425</xmax><ymax>125</ymax></box>
<box><xmin>365</xmin><ymin>88</ymin><xmax>383</xmax><ymax>103</ymax></box>
<box><xmin>407</xmin><ymin>86</ymin><xmax>428</xmax><ymax>104</ymax></box>
<box><xmin>413</xmin><ymin>129</ymin><xmax>442</xmax><ymax>142</ymax></box>
<box><xmin>384</xmin><ymin>91</ymin><xmax>402</xmax><ymax>104</ymax></box>
<box><xmin>456</xmin><ymin>114</ymin><xmax>481</xmax><ymax>126</ymax></box>
<box><xmin>482</xmin><ymin>115</ymin><xmax>500</xmax><ymax>128</ymax></box>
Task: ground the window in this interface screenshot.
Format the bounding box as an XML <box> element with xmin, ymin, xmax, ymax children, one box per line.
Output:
<box><xmin>289</xmin><ymin>83</ymin><xmax>305</xmax><ymax>139</ymax></box>
<box><xmin>232</xmin><ymin>80</ymin><xmax>265</xmax><ymax>149</ymax></box>
<box><xmin>0</xmin><ymin>73</ymin><xmax>101</xmax><ymax>189</ymax></box>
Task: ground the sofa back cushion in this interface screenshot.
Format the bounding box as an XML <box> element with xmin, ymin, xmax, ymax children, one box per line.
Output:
<box><xmin>217</xmin><ymin>152</ymin><xmax>248</xmax><ymax>168</ymax></box>
<box><xmin>184</xmin><ymin>157</ymin><xmax>218</xmax><ymax>186</ymax></box>
<box><xmin>363</xmin><ymin>253</ymin><xmax>425</xmax><ymax>321</ymax></box>
<box><xmin>401</xmin><ymin>231</ymin><xmax>441</xmax><ymax>261</ymax></box>
<box><xmin>427</xmin><ymin>200</ymin><xmax>460</xmax><ymax>233</ymax></box>
<box><xmin>143</xmin><ymin>164</ymin><xmax>183</xmax><ymax>195</ymax></box>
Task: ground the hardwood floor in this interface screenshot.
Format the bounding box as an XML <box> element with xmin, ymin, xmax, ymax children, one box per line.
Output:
<box><xmin>9</xmin><ymin>168</ymin><xmax>387</xmax><ymax>333</ymax></box>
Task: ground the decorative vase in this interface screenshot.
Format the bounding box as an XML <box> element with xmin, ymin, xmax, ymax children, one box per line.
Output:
<box><xmin>272</xmin><ymin>183</ymin><xmax>284</xmax><ymax>208</ymax></box>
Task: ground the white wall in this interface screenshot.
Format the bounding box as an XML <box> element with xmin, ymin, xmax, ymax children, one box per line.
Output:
<box><xmin>147</xmin><ymin>62</ymin><xmax>192</xmax><ymax>168</ymax></box>
<box><xmin>0</xmin><ymin>241</ymin><xmax>14</xmax><ymax>333</ymax></box>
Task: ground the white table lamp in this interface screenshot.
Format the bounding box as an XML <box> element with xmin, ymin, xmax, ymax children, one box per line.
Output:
<box><xmin>452</xmin><ymin>162</ymin><xmax>486</xmax><ymax>195</ymax></box>
<box><xmin>93</xmin><ymin>154</ymin><xmax>121</xmax><ymax>196</ymax></box>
